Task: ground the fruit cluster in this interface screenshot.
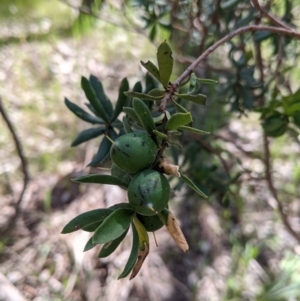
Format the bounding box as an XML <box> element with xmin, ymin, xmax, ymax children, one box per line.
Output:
<box><xmin>62</xmin><ymin>41</ymin><xmax>211</xmax><ymax>280</ymax></box>
<box><xmin>62</xmin><ymin>107</ymin><xmax>189</xmax><ymax>279</ymax></box>
<box><xmin>111</xmin><ymin>132</ymin><xmax>170</xmax><ymax>217</ymax></box>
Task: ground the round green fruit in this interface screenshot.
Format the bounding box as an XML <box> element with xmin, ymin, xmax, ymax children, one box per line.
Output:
<box><xmin>136</xmin><ymin>214</ymin><xmax>164</xmax><ymax>232</ymax></box>
<box><xmin>128</xmin><ymin>170</ymin><xmax>170</xmax><ymax>216</ymax></box>
<box><xmin>110</xmin><ymin>133</ymin><xmax>157</xmax><ymax>174</ymax></box>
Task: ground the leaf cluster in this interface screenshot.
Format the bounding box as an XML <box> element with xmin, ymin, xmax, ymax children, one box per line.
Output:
<box><xmin>65</xmin><ymin>76</ymin><xmax>129</xmax><ymax>166</ymax></box>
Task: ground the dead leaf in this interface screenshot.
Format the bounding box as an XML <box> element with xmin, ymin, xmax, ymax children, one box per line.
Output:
<box><xmin>130</xmin><ymin>242</ymin><xmax>149</xmax><ymax>280</ymax></box>
<box><xmin>166</xmin><ymin>213</ymin><xmax>189</xmax><ymax>252</ymax></box>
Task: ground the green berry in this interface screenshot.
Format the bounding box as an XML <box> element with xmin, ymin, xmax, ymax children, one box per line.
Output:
<box><xmin>136</xmin><ymin>214</ymin><xmax>164</xmax><ymax>232</ymax></box>
<box><xmin>110</xmin><ymin>133</ymin><xmax>157</xmax><ymax>173</ymax></box>
<box><xmin>128</xmin><ymin>170</ymin><xmax>170</xmax><ymax>216</ymax></box>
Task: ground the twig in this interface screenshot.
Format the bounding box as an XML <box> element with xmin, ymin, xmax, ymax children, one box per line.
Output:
<box><xmin>159</xmin><ymin>24</ymin><xmax>300</xmax><ymax>111</ymax></box>
<box><xmin>174</xmin><ymin>54</ymin><xmax>233</xmax><ymax>74</ymax></box>
<box><xmin>0</xmin><ymin>98</ymin><xmax>30</xmax><ymax>233</ymax></box>
<box><xmin>251</xmin><ymin>23</ymin><xmax>300</xmax><ymax>244</ymax></box>
<box><xmin>274</xmin><ymin>35</ymin><xmax>284</xmax><ymax>88</ymax></box>
<box><xmin>175</xmin><ymin>25</ymin><xmax>300</xmax><ymax>86</ymax></box>
<box><xmin>251</xmin><ymin>0</ymin><xmax>292</xmax><ymax>30</ymax></box>
<box><xmin>263</xmin><ymin>134</ymin><xmax>300</xmax><ymax>244</ymax></box>
<box><xmin>59</xmin><ymin>0</ymin><xmax>141</xmax><ymax>34</ymax></box>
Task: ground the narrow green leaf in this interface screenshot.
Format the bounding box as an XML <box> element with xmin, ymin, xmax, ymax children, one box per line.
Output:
<box><xmin>64</xmin><ymin>98</ymin><xmax>104</xmax><ymax>124</ymax></box>
<box><xmin>148</xmin><ymin>89</ymin><xmax>165</xmax><ymax>97</ymax></box>
<box><xmin>98</xmin><ymin>229</ymin><xmax>128</xmax><ymax>258</ymax></box>
<box><xmin>89</xmin><ymin>75</ymin><xmax>113</xmax><ymax>116</ymax></box>
<box><xmin>133</xmin><ymin>81</ymin><xmax>143</xmax><ymax>93</ymax></box>
<box><xmin>111</xmin><ymin>119</ymin><xmax>123</xmax><ymax>128</ymax></box>
<box><xmin>168</xmin><ymin>130</ymin><xmax>182</xmax><ymax>136</ymax></box>
<box><xmin>87</xmin><ymin>128</ymin><xmax>117</xmax><ymax>167</ymax></box>
<box><xmin>166</xmin><ymin>112</ymin><xmax>193</xmax><ymax>130</ymax></box>
<box><xmin>72</xmin><ymin>174</ymin><xmax>128</xmax><ymax>190</ymax></box>
<box><xmin>180</xmin><ymin>171</ymin><xmax>208</xmax><ymax>198</ymax></box>
<box><xmin>61</xmin><ymin>208</ymin><xmax>113</xmax><ymax>234</ymax></box>
<box><xmin>81</xmin><ymin>76</ymin><xmax>109</xmax><ymax>122</ymax></box>
<box><xmin>123</xmin><ymin>116</ymin><xmax>133</xmax><ymax>133</ymax></box>
<box><xmin>196</xmin><ymin>78</ymin><xmax>218</xmax><ymax>85</ymax></box>
<box><xmin>172</xmin><ymin>99</ymin><xmax>189</xmax><ymax>113</ymax></box>
<box><xmin>252</xmin><ymin>31</ymin><xmax>272</xmax><ymax>43</ymax></box>
<box><xmin>133</xmin><ymin>98</ymin><xmax>156</xmax><ymax>135</ymax></box>
<box><xmin>123</xmin><ymin>107</ymin><xmax>141</xmax><ymax>124</ymax></box>
<box><xmin>178</xmin><ymin>126</ymin><xmax>210</xmax><ymax>135</ymax></box>
<box><xmin>153</xmin><ymin>129</ymin><xmax>167</xmax><ymax>139</ymax></box>
<box><xmin>71</xmin><ymin>126</ymin><xmax>105</xmax><ymax>147</ymax></box>
<box><xmin>145</xmin><ymin>72</ymin><xmax>158</xmax><ymax>93</ymax></box>
<box><xmin>118</xmin><ymin>223</ymin><xmax>139</xmax><ymax>279</ymax></box>
<box><xmin>140</xmin><ymin>60</ymin><xmax>161</xmax><ymax>82</ymax></box>
<box><xmin>175</xmin><ymin>93</ymin><xmax>207</xmax><ymax>105</ymax></box>
<box><xmin>87</xmin><ymin>136</ymin><xmax>110</xmax><ymax>167</ymax></box>
<box><xmin>112</xmin><ymin>78</ymin><xmax>129</xmax><ymax>121</ymax></box>
<box><xmin>169</xmin><ymin>140</ymin><xmax>182</xmax><ymax>149</ymax></box>
<box><xmin>149</xmin><ymin>24</ymin><xmax>157</xmax><ymax>41</ymax></box>
<box><xmin>83</xmin><ymin>236</ymin><xmax>97</xmax><ymax>252</ymax></box>
<box><xmin>153</xmin><ymin>113</ymin><xmax>165</xmax><ymax>124</ymax></box>
<box><xmin>124</xmin><ymin>91</ymin><xmax>163</xmax><ymax>101</ymax></box>
<box><xmin>285</xmin><ymin>103</ymin><xmax>300</xmax><ymax>116</ymax></box>
<box><xmin>93</xmin><ymin>208</ymin><xmax>134</xmax><ymax>244</ymax></box>
<box><xmin>83</xmin><ymin>207</ymin><xmax>133</xmax><ymax>232</ymax></box>
<box><xmin>157</xmin><ymin>40</ymin><xmax>173</xmax><ymax>88</ymax></box>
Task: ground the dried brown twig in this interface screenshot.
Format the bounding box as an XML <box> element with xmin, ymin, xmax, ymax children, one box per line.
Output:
<box><xmin>251</xmin><ymin>0</ymin><xmax>292</xmax><ymax>30</ymax></box>
<box><xmin>0</xmin><ymin>97</ymin><xmax>30</xmax><ymax>235</ymax></box>
<box><xmin>263</xmin><ymin>134</ymin><xmax>300</xmax><ymax>244</ymax></box>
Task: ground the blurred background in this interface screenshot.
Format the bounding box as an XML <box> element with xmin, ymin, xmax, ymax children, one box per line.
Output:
<box><xmin>1</xmin><ymin>0</ymin><xmax>300</xmax><ymax>300</ymax></box>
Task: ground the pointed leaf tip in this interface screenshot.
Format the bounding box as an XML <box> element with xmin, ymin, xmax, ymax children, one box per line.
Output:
<box><xmin>175</xmin><ymin>93</ymin><xmax>207</xmax><ymax>106</ymax></box>
<box><xmin>180</xmin><ymin>171</ymin><xmax>208</xmax><ymax>198</ymax></box>
<box><xmin>140</xmin><ymin>60</ymin><xmax>161</xmax><ymax>83</ymax></box>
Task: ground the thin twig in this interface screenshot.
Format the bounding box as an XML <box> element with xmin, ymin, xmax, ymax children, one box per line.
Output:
<box><xmin>0</xmin><ymin>98</ymin><xmax>30</xmax><ymax>233</ymax></box>
<box><xmin>59</xmin><ymin>0</ymin><xmax>138</xmax><ymax>33</ymax></box>
<box><xmin>263</xmin><ymin>134</ymin><xmax>300</xmax><ymax>244</ymax></box>
<box><xmin>251</xmin><ymin>23</ymin><xmax>300</xmax><ymax>243</ymax></box>
<box><xmin>175</xmin><ymin>25</ymin><xmax>300</xmax><ymax>86</ymax></box>
<box><xmin>274</xmin><ymin>35</ymin><xmax>284</xmax><ymax>88</ymax></box>
<box><xmin>159</xmin><ymin>24</ymin><xmax>300</xmax><ymax>111</ymax></box>
<box><xmin>251</xmin><ymin>0</ymin><xmax>292</xmax><ymax>30</ymax></box>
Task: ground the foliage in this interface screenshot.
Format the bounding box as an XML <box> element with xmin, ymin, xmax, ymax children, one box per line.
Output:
<box><xmin>2</xmin><ymin>0</ymin><xmax>300</xmax><ymax>298</ymax></box>
<box><xmin>59</xmin><ymin>0</ymin><xmax>300</xmax><ymax>289</ymax></box>
<box><xmin>63</xmin><ymin>41</ymin><xmax>210</xmax><ymax>278</ymax></box>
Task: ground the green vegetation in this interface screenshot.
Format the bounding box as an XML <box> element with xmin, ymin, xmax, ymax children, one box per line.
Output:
<box><xmin>2</xmin><ymin>0</ymin><xmax>300</xmax><ymax>299</ymax></box>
